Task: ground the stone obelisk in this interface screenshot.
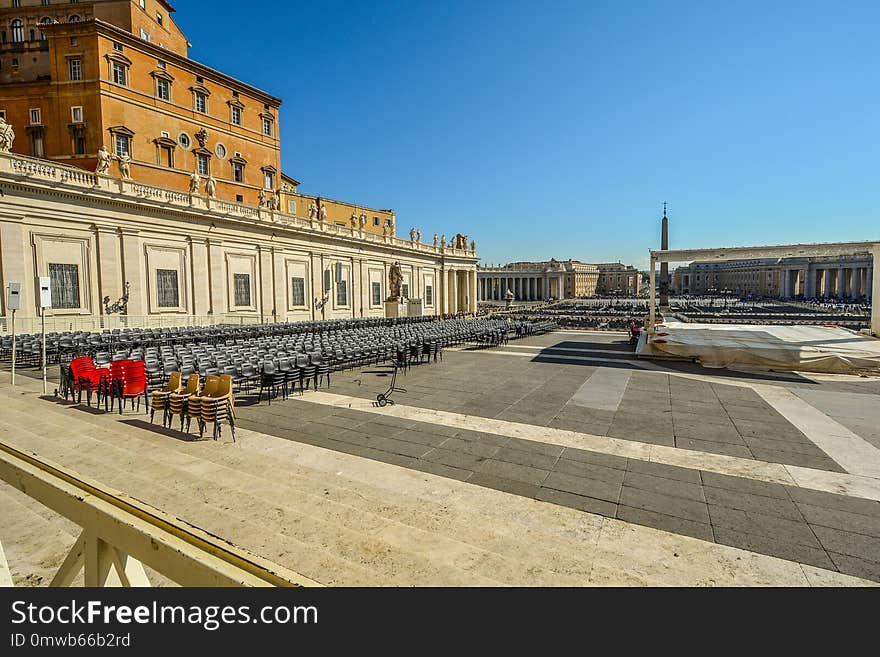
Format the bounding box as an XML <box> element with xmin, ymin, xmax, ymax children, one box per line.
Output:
<box><xmin>660</xmin><ymin>202</ymin><xmax>669</xmax><ymax>308</ymax></box>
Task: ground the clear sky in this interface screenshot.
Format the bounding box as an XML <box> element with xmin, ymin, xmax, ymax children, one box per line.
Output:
<box><xmin>180</xmin><ymin>0</ymin><xmax>880</xmax><ymax>270</ymax></box>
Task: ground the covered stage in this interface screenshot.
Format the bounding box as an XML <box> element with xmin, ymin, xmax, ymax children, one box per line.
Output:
<box><xmin>637</xmin><ymin>322</ymin><xmax>880</xmax><ymax>373</ymax></box>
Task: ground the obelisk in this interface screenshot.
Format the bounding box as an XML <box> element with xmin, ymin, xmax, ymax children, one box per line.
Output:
<box><xmin>660</xmin><ymin>202</ymin><xmax>669</xmax><ymax>308</ymax></box>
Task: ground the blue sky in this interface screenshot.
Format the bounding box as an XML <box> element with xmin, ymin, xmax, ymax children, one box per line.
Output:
<box><xmin>180</xmin><ymin>0</ymin><xmax>880</xmax><ymax>269</ymax></box>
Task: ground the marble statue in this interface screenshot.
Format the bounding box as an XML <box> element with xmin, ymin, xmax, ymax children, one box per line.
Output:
<box><xmin>189</xmin><ymin>171</ymin><xmax>200</xmax><ymax>194</ymax></box>
<box><xmin>360</xmin><ymin>213</ymin><xmax>367</xmax><ymax>228</ymax></box>
<box><xmin>205</xmin><ymin>176</ymin><xmax>216</xmax><ymax>197</ymax></box>
<box><xmin>0</xmin><ymin>117</ymin><xmax>15</xmax><ymax>152</ymax></box>
<box><xmin>417</xmin><ymin>229</ymin><xmax>422</xmax><ymax>243</ymax></box>
<box><xmin>320</xmin><ymin>204</ymin><xmax>327</xmax><ymax>222</ymax></box>
<box><xmin>258</xmin><ymin>187</ymin><xmax>267</xmax><ymax>207</ymax></box>
<box><xmin>308</xmin><ymin>201</ymin><xmax>317</xmax><ymax>219</ymax></box>
<box><xmin>470</xmin><ymin>239</ymin><xmax>475</xmax><ymax>252</ymax></box>
<box><xmin>409</xmin><ymin>228</ymin><xmax>416</xmax><ymax>241</ymax></box>
<box><xmin>96</xmin><ymin>145</ymin><xmax>113</xmax><ymax>174</ymax></box>
<box><xmin>440</xmin><ymin>234</ymin><xmax>446</xmax><ymax>248</ymax></box>
<box><xmin>350</xmin><ymin>212</ymin><xmax>358</xmax><ymax>228</ymax></box>
<box><xmin>388</xmin><ymin>261</ymin><xmax>403</xmax><ymax>300</ymax></box>
<box><xmin>117</xmin><ymin>153</ymin><xmax>132</xmax><ymax>180</ymax></box>
<box><xmin>433</xmin><ymin>234</ymin><xmax>438</xmax><ymax>247</ymax></box>
<box><xmin>382</xmin><ymin>224</ymin><xmax>389</xmax><ymax>236</ymax></box>
<box><xmin>272</xmin><ymin>191</ymin><xmax>281</xmax><ymax>211</ymax></box>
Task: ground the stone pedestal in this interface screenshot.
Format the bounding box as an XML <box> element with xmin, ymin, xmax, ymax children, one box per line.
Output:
<box><xmin>407</xmin><ymin>299</ymin><xmax>423</xmax><ymax>317</ymax></box>
<box><xmin>384</xmin><ymin>299</ymin><xmax>407</xmax><ymax>318</ymax></box>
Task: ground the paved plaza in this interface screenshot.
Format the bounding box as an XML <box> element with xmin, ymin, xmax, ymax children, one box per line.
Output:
<box><xmin>2</xmin><ymin>329</ymin><xmax>880</xmax><ymax>585</ymax></box>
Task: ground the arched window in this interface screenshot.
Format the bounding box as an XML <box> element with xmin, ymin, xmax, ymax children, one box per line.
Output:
<box><xmin>11</xmin><ymin>19</ymin><xmax>24</xmax><ymax>43</ymax></box>
<box><xmin>39</xmin><ymin>17</ymin><xmax>52</xmax><ymax>40</ymax></box>
<box><xmin>69</xmin><ymin>15</ymin><xmax>81</xmax><ymax>23</ymax></box>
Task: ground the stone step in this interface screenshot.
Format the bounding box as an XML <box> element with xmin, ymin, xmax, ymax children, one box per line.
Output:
<box><xmin>1</xmin><ymin>389</ymin><xmax>603</xmax><ymax>585</ymax></box>
<box><xmin>0</xmin><ymin>481</ymin><xmax>81</xmax><ymax>586</ymax></box>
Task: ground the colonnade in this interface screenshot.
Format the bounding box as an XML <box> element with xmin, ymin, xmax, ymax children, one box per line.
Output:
<box><xmin>477</xmin><ymin>274</ymin><xmax>566</xmax><ymax>301</ymax></box>
<box><xmin>443</xmin><ymin>268</ymin><xmax>477</xmax><ymax>314</ymax></box>
<box><xmin>784</xmin><ymin>265</ymin><xmax>873</xmax><ymax>300</ymax></box>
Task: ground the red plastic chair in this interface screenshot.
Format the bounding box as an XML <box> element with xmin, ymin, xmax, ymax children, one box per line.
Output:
<box><xmin>104</xmin><ymin>359</ymin><xmax>133</xmax><ymax>411</ymax></box>
<box><xmin>115</xmin><ymin>360</ymin><xmax>149</xmax><ymax>414</ymax></box>
<box><xmin>69</xmin><ymin>356</ymin><xmax>105</xmax><ymax>406</ymax></box>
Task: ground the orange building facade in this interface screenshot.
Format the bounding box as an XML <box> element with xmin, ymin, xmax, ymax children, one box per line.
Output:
<box><xmin>0</xmin><ymin>0</ymin><xmax>394</xmax><ymax>232</ymax></box>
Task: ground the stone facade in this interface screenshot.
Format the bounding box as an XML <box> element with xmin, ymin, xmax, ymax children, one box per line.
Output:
<box><xmin>0</xmin><ymin>152</ymin><xmax>478</xmax><ymax>332</ymax></box>
<box><xmin>477</xmin><ymin>259</ymin><xmax>601</xmax><ymax>302</ymax></box>
<box><xmin>595</xmin><ymin>262</ymin><xmax>641</xmax><ymax>296</ymax></box>
<box><xmin>671</xmin><ymin>255</ymin><xmax>874</xmax><ymax>300</ymax></box>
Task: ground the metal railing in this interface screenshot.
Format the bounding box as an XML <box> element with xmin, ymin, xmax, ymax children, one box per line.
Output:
<box><xmin>0</xmin><ymin>314</ymin><xmax>266</xmax><ymax>335</ymax></box>
<box><xmin>0</xmin><ymin>440</ymin><xmax>321</xmax><ymax>587</ymax></box>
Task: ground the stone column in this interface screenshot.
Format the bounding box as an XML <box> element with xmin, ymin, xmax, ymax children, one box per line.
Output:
<box><xmin>449</xmin><ymin>269</ymin><xmax>457</xmax><ymax>314</ymax></box>
<box><xmin>558</xmin><ymin>275</ymin><xmax>564</xmax><ymax>299</ymax></box>
<box><xmin>119</xmin><ymin>228</ymin><xmax>146</xmax><ymax>317</ymax></box>
<box><xmin>469</xmin><ymin>270</ymin><xmax>477</xmax><ymax>313</ymax></box>
<box><xmin>189</xmin><ymin>237</ymin><xmax>210</xmax><ymax>316</ymax></box>
<box><xmin>837</xmin><ymin>267</ymin><xmax>845</xmax><ymax>299</ymax></box>
<box><xmin>207</xmin><ymin>239</ymin><xmax>225</xmax><ymax>317</ymax></box>
<box><xmin>94</xmin><ymin>226</ymin><xmax>122</xmax><ymax>316</ymax></box>
<box><xmin>866</xmin><ymin>265</ymin><xmax>873</xmax><ymax>300</ymax></box>
<box><xmin>851</xmin><ymin>267</ymin><xmax>861</xmax><ymax>300</ymax></box>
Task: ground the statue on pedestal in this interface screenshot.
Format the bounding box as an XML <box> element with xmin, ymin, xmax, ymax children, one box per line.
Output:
<box><xmin>470</xmin><ymin>239</ymin><xmax>475</xmax><ymax>252</ymax></box>
<box><xmin>388</xmin><ymin>261</ymin><xmax>403</xmax><ymax>300</ymax></box>
<box><xmin>189</xmin><ymin>171</ymin><xmax>200</xmax><ymax>194</ymax></box>
<box><xmin>440</xmin><ymin>234</ymin><xmax>446</xmax><ymax>248</ymax></box>
<box><xmin>360</xmin><ymin>213</ymin><xmax>367</xmax><ymax>228</ymax></box>
<box><xmin>409</xmin><ymin>228</ymin><xmax>416</xmax><ymax>241</ymax></box>
<box><xmin>350</xmin><ymin>212</ymin><xmax>358</xmax><ymax>228</ymax></box>
<box><xmin>97</xmin><ymin>146</ymin><xmax>113</xmax><ymax>174</ymax></box>
<box><xmin>117</xmin><ymin>153</ymin><xmax>132</xmax><ymax>180</ymax></box>
<box><xmin>271</xmin><ymin>191</ymin><xmax>281</xmax><ymax>211</ymax></box>
<box><xmin>0</xmin><ymin>117</ymin><xmax>15</xmax><ymax>152</ymax></box>
<box><xmin>320</xmin><ymin>204</ymin><xmax>327</xmax><ymax>222</ymax></box>
<box><xmin>204</xmin><ymin>176</ymin><xmax>216</xmax><ymax>198</ymax></box>
<box><xmin>308</xmin><ymin>201</ymin><xmax>318</xmax><ymax>219</ymax></box>
<box><xmin>433</xmin><ymin>234</ymin><xmax>438</xmax><ymax>247</ymax></box>
<box><xmin>416</xmin><ymin>229</ymin><xmax>422</xmax><ymax>243</ymax></box>
<box><xmin>258</xmin><ymin>187</ymin><xmax>267</xmax><ymax>207</ymax></box>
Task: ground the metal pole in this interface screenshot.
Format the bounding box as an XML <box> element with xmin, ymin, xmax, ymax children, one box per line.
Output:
<box><xmin>41</xmin><ymin>308</ymin><xmax>47</xmax><ymax>395</ymax></box>
<box><xmin>649</xmin><ymin>254</ymin><xmax>656</xmax><ymax>335</ymax></box>
<box><xmin>10</xmin><ymin>308</ymin><xmax>15</xmax><ymax>386</ymax></box>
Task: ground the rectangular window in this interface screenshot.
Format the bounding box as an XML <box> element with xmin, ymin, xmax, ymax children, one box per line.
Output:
<box><xmin>288</xmin><ymin>200</ymin><xmax>296</xmax><ymax>214</ymax></box>
<box><xmin>29</xmin><ymin>108</ymin><xmax>41</xmax><ymax>124</ymax></box>
<box><xmin>69</xmin><ymin>36</ymin><xmax>78</xmax><ymax>46</ymax></box>
<box><xmin>233</xmin><ymin>273</ymin><xmax>251</xmax><ymax>307</ymax></box>
<box><xmin>71</xmin><ymin>106</ymin><xmax>83</xmax><ymax>122</ymax></box>
<box><xmin>156</xmin><ymin>78</ymin><xmax>170</xmax><ymax>101</ymax></box>
<box><xmin>336</xmin><ymin>279</ymin><xmax>348</xmax><ymax>306</ymax></box>
<box><xmin>156</xmin><ymin>269</ymin><xmax>179</xmax><ymax>308</ymax></box>
<box><xmin>159</xmin><ymin>145</ymin><xmax>173</xmax><ymax>167</ymax></box>
<box><xmin>113</xmin><ymin>42</ymin><xmax>123</xmax><ymax>51</ymax></box>
<box><xmin>425</xmin><ymin>285</ymin><xmax>433</xmax><ymax>306</ymax></box>
<box><xmin>114</xmin><ymin>134</ymin><xmax>130</xmax><ymax>157</ymax></box>
<box><xmin>140</xmin><ymin>28</ymin><xmax>150</xmax><ymax>42</ymax></box>
<box><xmin>68</xmin><ymin>58</ymin><xmax>82</xmax><ymax>81</ymax></box>
<box><xmin>156</xmin><ymin>12</ymin><xmax>163</xmax><ymax>26</ymax></box>
<box><xmin>194</xmin><ymin>92</ymin><xmax>206</xmax><ymax>113</ymax></box>
<box><xmin>196</xmin><ymin>153</ymin><xmax>209</xmax><ymax>175</ymax></box>
<box><xmin>31</xmin><ymin>132</ymin><xmax>44</xmax><ymax>158</ymax></box>
<box><xmin>291</xmin><ymin>277</ymin><xmax>305</xmax><ymax>306</ymax></box>
<box><xmin>157</xmin><ymin>60</ymin><xmax>166</xmax><ymax>69</ymax></box>
<box><xmin>74</xmin><ymin>134</ymin><xmax>85</xmax><ymax>155</ymax></box>
<box><xmin>232</xmin><ymin>161</ymin><xmax>244</xmax><ymax>183</ymax></box>
<box><xmin>112</xmin><ymin>62</ymin><xmax>127</xmax><ymax>86</ymax></box>
<box><xmin>231</xmin><ymin>105</ymin><xmax>241</xmax><ymax>126</ymax></box>
<box><xmin>323</xmin><ymin>269</ymin><xmax>331</xmax><ymax>294</ymax></box>
<box><xmin>48</xmin><ymin>263</ymin><xmax>80</xmax><ymax>309</ymax></box>
<box><xmin>262</xmin><ymin>118</ymin><xmax>272</xmax><ymax>136</ymax></box>
<box><xmin>12</xmin><ymin>0</ymin><xmax>21</xmax><ymax>7</ymax></box>
<box><xmin>373</xmin><ymin>216</ymin><xmax>379</xmax><ymax>226</ymax></box>
<box><xmin>371</xmin><ymin>282</ymin><xmax>381</xmax><ymax>306</ymax></box>
<box><xmin>264</xmin><ymin>171</ymin><xmax>274</xmax><ymax>189</ymax></box>
<box><xmin>402</xmin><ymin>283</ymin><xmax>409</xmax><ymax>299</ymax></box>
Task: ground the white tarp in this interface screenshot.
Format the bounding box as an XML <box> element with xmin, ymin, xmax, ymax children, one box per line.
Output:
<box><xmin>637</xmin><ymin>322</ymin><xmax>880</xmax><ymax>374</ymax></box>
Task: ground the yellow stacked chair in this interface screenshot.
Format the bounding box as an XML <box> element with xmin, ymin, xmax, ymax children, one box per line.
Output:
<box><xmin>200</xmin><ymin>374</ymin><xmax>235</xmax><ymax>441</ymax></box>
<box><xmin>150</xmin><ymin>371</ymin><xmax>182</xmax><ymax>425</ymax></box>
<box><xmin>168</xmin><ymin>374</ymin><xmax>200</xmax><ymax>431</ymax></box>
<box><xmin>185</xmin><ymin>375</ymin><xmax>220</xmax><ymax>436</ymax></box>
